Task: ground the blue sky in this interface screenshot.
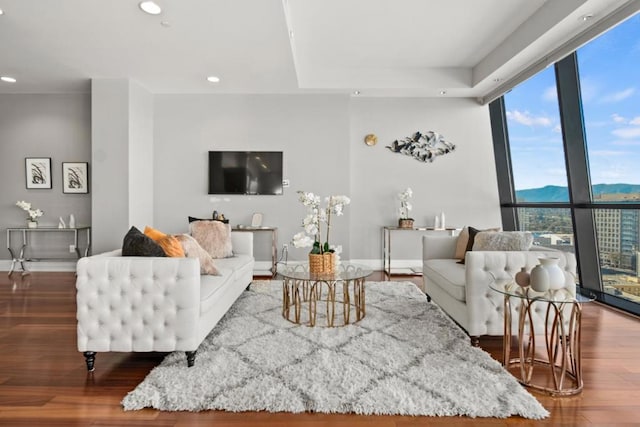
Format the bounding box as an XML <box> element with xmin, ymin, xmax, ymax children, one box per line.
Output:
<box><xmin>505</xmin><ymin>13</ymin><xmax>640</xmax><ymax>191</ymax></box>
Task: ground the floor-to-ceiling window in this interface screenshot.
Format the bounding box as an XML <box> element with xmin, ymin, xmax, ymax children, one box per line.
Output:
<box><xmin>490</xmin><ymin>13</ymin><xmax>640</xmax><ymax>314</ymax></box>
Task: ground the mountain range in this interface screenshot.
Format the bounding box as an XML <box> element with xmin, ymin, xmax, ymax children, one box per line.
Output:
<box><xmin>516</xmin><ymin>184</ymin><xmax>640</xmax><ymax>202</ymax></box>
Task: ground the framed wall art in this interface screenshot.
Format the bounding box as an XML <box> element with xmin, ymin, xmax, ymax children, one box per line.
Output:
<box><xmin>25</xmin><ymin>157</ymin><xmax>52</xmax><ymax>189</ymax></box>
<box><xmin>62</xmin><ymin>162</ymin><xmax>89</xmax><ymax>194</ymax></box>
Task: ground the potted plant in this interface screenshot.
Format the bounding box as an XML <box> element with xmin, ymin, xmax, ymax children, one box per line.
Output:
<box><xmin>292</xmin><ymin>191</ymin><xmax>350</xmax><ymax>273</ymax></box>
<box><xmin>398</xmin><ymin>187</ymin><xmax>414</xmax><ymax>228</ymax></box>
<box><xmin>16</xmin><ymin>200</ymin><xmax>44</xmax><ymax>228</ymax></box>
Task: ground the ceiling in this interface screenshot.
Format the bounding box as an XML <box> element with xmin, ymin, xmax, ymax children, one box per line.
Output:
<box><xmin>0</xmin><ymin>0</ymin><xmax>637</xmax><ymax>100</ymax></box>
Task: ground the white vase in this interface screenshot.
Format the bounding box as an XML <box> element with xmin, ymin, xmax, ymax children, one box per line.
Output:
<box><xmin>434</xmin><ymin>215</ymin><xmax>440</xmax><ymax>229</ymax></box>
<box><xmin>69</xmin><ymin>214</ymin><xmax>76</xmax><ymax>228</ymax></box>
<box><xmin>530</xmin><ymin>263</ymin><xmax>549</xmax><ymax>292</ymax></box>
<box><xmin>537</xmin><ymin>256</ymin><xmax>565</xmax><ymax>290</ymax></box>
<box><xmin>27</xmin><ymin>220</ymin><xmax>38</xmax><ymax>229</ymax></box>
<box><xmin>440</xmin><ymin>212</ymin><xmax>446</xmax><ymax>229</ymax></box>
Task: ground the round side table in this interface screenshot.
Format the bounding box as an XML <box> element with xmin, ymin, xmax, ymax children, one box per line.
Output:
<box><xmin>490</xmin><ymin>280</ymin><xmax>596</xmax><ymax>396</ymax></box>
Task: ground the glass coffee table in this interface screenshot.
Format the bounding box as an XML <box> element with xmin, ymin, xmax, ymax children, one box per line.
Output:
<box><xmin>278</xmin><ymin>263</ymin><xmax>373</xmax><ymax>327</ymax></box>
<box><xmin>490</xmin><ymin>280</ymin><xmax>596</xmax><ymax>396</ymax></box>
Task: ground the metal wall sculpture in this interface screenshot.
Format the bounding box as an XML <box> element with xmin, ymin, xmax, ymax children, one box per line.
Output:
<box><xmin>386</xmin><ymin>131</ymin><xmax>455</xmax><ymax>163</ymax></box>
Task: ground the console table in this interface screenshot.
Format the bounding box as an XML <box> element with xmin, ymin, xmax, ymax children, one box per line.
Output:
<box><xmin>232</xmin><ymin>226</ymin><xmax>277</xmax><ymax>276</ymax></box>
<box><xmin>6</xmin><ymin>226</ymin><xmax>92</xmax><ymax>275</ymax></box>
<box><xmin>383</xmin><ymin>226</ymin><xmax>458</xmax><ymax>278</ymax></box>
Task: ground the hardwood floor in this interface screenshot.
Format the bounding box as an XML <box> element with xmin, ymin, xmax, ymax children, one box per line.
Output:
<box><xmin>0</xmin><ymin>271</ymin><xmax>639</xmax><ymax>426</ymax></box>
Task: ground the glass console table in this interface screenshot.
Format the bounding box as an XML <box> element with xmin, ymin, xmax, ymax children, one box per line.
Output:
<box><xmin>6</xmin><ymin>226</ymin><xmax>92</xmax><ymax>275</ymax></box>
<box><xmin>490</xmin><ymin>280</ymin><xmax>596</xmax><ymax>396</ymax></box>
<box><xmin>232</xmin><ymin>226</ymin><xmax>277</xmax><ymax>276</ymax></box>
<box><xmin>382</xmin><ymin>226</ymin><xmax>458</xmax><ymax>278</ymax></box>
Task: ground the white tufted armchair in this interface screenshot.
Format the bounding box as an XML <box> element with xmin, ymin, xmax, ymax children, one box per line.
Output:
<box><xmin>422</xmin><ymin>235</ymin><xmax>577</xmax><ymax>345</ymax></box>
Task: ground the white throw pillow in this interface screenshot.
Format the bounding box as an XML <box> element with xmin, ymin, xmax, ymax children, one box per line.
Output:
<box><xmin>472</xmin><ymin>231</ymin><xmax>533</xmax><ymax>251</ymax></box>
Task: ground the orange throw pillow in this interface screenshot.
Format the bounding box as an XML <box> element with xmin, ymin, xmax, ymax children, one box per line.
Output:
<box><xmin>156</xmin><ymin>235</ymin><xmax>186</xmax><ymax>258</ymax></box>
<box><xmin>144</xmin><ymin>226</ymin><xmax>167</xmax><ymax>241</ymax></box>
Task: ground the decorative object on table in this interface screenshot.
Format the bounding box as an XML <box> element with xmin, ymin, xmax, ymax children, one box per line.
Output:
<box><xmin>62</xmin><ymin>162</ymin><xmax>89</xmax><ymax>194</ymax></box>
<box><xmin>530</xmin><ymin>262</ymin><xmax>550</xmax><ymax>292</ymax></box>
<box><xmin>397</xmin><ymin>187</ymin><xmax>413</xmax><ymax>228</ymax></box>
<box><xmin>364</xmin><ymin>133</ymin><xmax>378</xmax><ymax>146</ymax></box>
<box><xmin>386</xmin><ymin>131</ymin><xmax>455</xmax><ymax>163</ymax></box>
<box><xmin>515</xmin><ymin>267</ymin><xmax>531</xmax><ymax>287</ymax></box>
<box><xmin>251</xmin><ymin>212</ymin><xmax>263</xmax><ymax>227</ymax></box>
<box><xmin>68</xmin><ymin>214</ymin><xmax>76</xmax><ymax>229</ymax></box>
<box><xmin>434</xmin><ymin>211</ymin><xmax>445</xmax><ymax>229</ymax></box>
<box><xmin>123</xmin><ymin>281</ymin><xmax>549</xmax><ymax>419</ymax></box>
<box><xmin>58</xmin><ymin>217</ymin><xmax>66</xmax><ymax>229</ymax></box>
<box><xmin>16</xmin><ymin>200</ymin><xmax>44</xmax><ymax>228</ymax></box>
<box><xmin>25</xmin><ymin>157</ymin><xmax>52</xmax><ymax>189</ymax></box>
<box><xmin>292</xmin><ymin>191</ymin><xmax>350</xmax><ymax>273</ymax></box>
<box><xmin>536</xmin><ymin>256</ymin><xmax>565</xmax><ymax>290</ymax></box>
<box><xmin>440</xmin><ymin>211</ymin><xmax>446</xmax><ymax>229</ymax></box>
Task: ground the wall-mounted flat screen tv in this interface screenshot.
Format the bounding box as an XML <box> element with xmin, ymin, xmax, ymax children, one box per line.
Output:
<box><xmin>208</xmin><ymin>151</ymin><xmax>283</xmax><ymax>195</ymax></box>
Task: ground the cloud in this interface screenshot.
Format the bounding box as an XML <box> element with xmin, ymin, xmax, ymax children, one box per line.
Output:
<box><xmin>553</xmin><ymin>124</ymin><xmax>562</xmax><ymax>133</ymax></box>
<box><xmin>542</xmin><ymin>86</ymin><xmax>557</xmax><ymax>102</ymax></box>
<box><xmin>611</xmin><ymin>113</ymin><xmax>627</xmax><ymax>124</ymax></box>
<box><xmin>601</xmin><ymin>87</ymin><xmax>635</xmax><ymax>103</ymax></box>
<box><xmin>612</xmin><ymin>127</ymin><xmax>640</xmax><ymax>139</ymax></box>
<box><xmin>506</xmin><ymin>110</ymin><xmax>553</xmax><ymax>127</ymax></box>
<box><xmin>590</xmin><ymin>150</ymin><xmax>629</xmax><ymax>156</ymax></box>
<box><xmin>612</xmin><ymin>139</ymin><xmax>640</xmax><ymax>146</ymax></box>
<box><xmin>630</xmin><ymin>116</ymin><xmax>640</xmax><ymax>125</ymax></box>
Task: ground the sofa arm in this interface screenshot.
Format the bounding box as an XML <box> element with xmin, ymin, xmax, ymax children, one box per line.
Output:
<box><xmin>231</xmin><ymin>231</ymin><xmax>253</xmax><ymax>256</ymax></box>
<box><xmin>76</xmin><ymin>255</ymin><xmax>202</xmax><ymax>353</ymax></box>
<box><xmin>422</xmin><ymin>235</ymin><xmax>458</xmax><ymax>260</ymax></box>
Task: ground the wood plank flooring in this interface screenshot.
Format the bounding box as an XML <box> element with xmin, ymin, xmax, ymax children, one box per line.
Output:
<box><xmin>0</xmin><ymin>271</ymin><xmax>639</xmax><ymax>426</ymax></box>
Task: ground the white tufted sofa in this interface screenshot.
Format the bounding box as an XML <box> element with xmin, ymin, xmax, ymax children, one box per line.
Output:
<box><xmin>422</xmin><ymin>235</ymin><xmax>577</xmax><ymax>345</ymax></box>
<box><xmin>76</xmin><ymin>232</ymin><xmax>254</xmax><ymax>371</ymax></box>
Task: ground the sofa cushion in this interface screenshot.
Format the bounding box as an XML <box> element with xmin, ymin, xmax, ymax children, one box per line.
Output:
<box><xmin>175</xmin><ymin>234</ymin><xmax>220</xmax><ymax>275</ymax></box>
<box><xmin>199</xmin><ymin>269</ymin><xmax>235</xmax><ymax>315</ymax></box>
<box><xmin>473</xmin><ymin>231</ymin><xmax>533</xmax><ymax>251</ymax></box>
<box><xmin>456</xmin><ymin>226</ymin><xmax>502</xmax><ymax>264</ymax></box>
<box><xmin>423</xmin><ymin>259</ymin><xmax>466</xmax><ymax>302</ymax></box>
<box><xmin>214</xmin><ymin>254</ymin><xmax>254</xmax><ymax>281</ymax></box>
<box><xmin>122</xmin><ymin>226</ymin><xmax>166</xmax><ymax>257</ymax></box>
<box><xmin>190</xmin><ymin>220</ymin><xmax>234</xmax><ymax>259</ymax></box>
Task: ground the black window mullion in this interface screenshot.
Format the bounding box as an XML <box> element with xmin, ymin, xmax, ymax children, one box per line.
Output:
<box><xmin>555</xmin><ymin>53</ymin><xmax>602</xmax><ymax>292</ymax></box>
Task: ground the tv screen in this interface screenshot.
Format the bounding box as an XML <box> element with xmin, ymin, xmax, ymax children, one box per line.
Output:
<box><xmin>208</xmin><ymin>151</ymin><xmax>283</xmax><ymax>195</ymax></box>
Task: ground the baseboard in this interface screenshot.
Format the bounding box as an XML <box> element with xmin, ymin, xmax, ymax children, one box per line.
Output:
<box><xmin>0</xmin><ymin>260</ymin><xmax>77</xmax><ymax>273</ymax></box>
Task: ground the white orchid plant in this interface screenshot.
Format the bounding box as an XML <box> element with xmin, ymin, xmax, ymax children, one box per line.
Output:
<box><xmin>16</xmin><ymin>200</ymin><xmax>44</xmax><ymax>222</ymax></box>
<box><xmin>398</xmin><ymin>187</ymin><xmax>413</xmax><ymax>219</ymax></box>
<box><xmin>292</xmin><ymin>191</ymin><xmax>351</xmax><ymax>255</ymax></box>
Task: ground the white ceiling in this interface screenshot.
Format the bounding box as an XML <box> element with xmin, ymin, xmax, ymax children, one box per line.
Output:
<box><xmin>0</xmin><ymin>0</ymin><xmax>637</xmax><ymax>100</ymax></box>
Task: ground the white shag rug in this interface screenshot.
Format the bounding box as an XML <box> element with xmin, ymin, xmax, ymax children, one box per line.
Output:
<box><xmin>122</xmin><ymin>281</ymin><xmax>548</xmax><ymax>419</ymax></box>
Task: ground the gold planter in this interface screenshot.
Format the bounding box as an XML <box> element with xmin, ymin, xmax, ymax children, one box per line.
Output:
<box><xmin>309</xmin><ymin>252</ymin><xmax>335</xmax><ymax>274</ymax></box>
<box><xmin>398</xmin><ymin>218</ymin><xmax>414</xmax><ymax>229</ymax></box>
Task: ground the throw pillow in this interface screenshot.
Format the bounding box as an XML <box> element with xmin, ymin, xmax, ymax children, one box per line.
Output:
<box><xmin>156</xmin><ymin>235</ymin><xmax>186</xmax><ymax>258</ymax></box>
<box><xmin>190</xmin><ymin>220</ymin><xmax>233</xmax><ymax>259</ymax></box>
<box><xmin>122</xmin><ymin>226</ymin><xmax>167</xmax><ymax>257</ymax></box>
<box><xmin>473</xmin><ymin>231</ymin><xmax>534</xmax><ymax>251</ymax></box>
<box><xmin>457</xmin><ymin>226</ymin><xmax>482</xmax><ymax>265</ymax></box>
<box><xmin>143</xmin><ymin>225</ymin><xmax>167</xmax><ymax>241</ymax></box>
<box><xmin>455</xmin><ymin>225</ymin><xmax>502</xmax><ymax>262</ymax></box>
<box><xmin>175</xmin><ymin>234</ymin><xmax>220</xmax><ymax>275</ymax></box>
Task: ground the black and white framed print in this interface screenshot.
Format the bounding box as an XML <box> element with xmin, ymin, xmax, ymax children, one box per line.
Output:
<box><xmin>25</xmin><ymin>157</ymin><xmax>52</xmax><ymax>189</ymax></box>
<box><xmin>62</xmin><ymin>162</ymin><xmax>89</xmax><ymax>194</ymax></box>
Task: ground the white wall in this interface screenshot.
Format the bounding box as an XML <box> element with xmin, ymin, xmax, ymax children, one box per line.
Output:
<box><xmin>152</xmin><ymin>94</ymin><xmax>501</xmax><ymax>267</ymax></box>
<box><xmin>349</xmin><ymin>97</ymin><xmax>502</xmax><ymax>263</ymax></box>
<box><xmin>0</xmin><ymin>93</ymin><xmax>91</xmax><ymax>262</ymax></box>
<box><xmin>153</xmin><ymin>94</ymin><xmax>351</xmax><ymax>262</ymax></box>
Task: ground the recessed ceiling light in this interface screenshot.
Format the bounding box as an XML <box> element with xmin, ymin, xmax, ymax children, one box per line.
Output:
<box><xmin>439</xmin><ymin>90</ymin><xmax>447</xmax><ymax>95</ymax></box>
<box><xmin>160</xmin><ymin>21</ymin><xmax>170</xmax><ymax>27</ymax></box>
<box><xmin>1</xmin><ymin>76</ymin><xmax>17</xmax><ymax>83</ymax></box>
<box><xmin>207</xmin><ymin>76</ymin><xmax>220</xmax><ymax>83</ymax></box>
<box><xmin>580</xmin><ymin>13</ymin><xmax>594</xmax><ymax>22</ymax></box>
<box><xmin>353</xmin><ymin>90</ymin><xmax>361</xmax><ymax>95</ymax></box>
<box><xmin>493</xmin><ymin>78</ymin><xmax>502</xmax><ymax>83</ymax></box>
<box><xmin>0</xmin><ymin>9</ymin><xmax>4</xmax><ymax>16</ymax></box>
<box><xmin>139</xmin><ymin>1</ymin><xmax>162</xmax><ymax>15</ymax></box>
